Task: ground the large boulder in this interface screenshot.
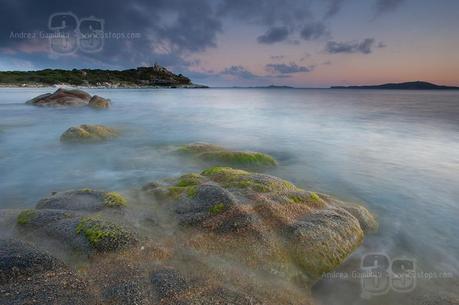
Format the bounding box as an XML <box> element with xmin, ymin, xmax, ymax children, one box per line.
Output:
<box><xmin>177</xmin><ymin>143</ymin><xmax>278</xmax><ymax>168</ymax></box>
<box><xmin>143</xmin><ymin>167</ymin><xmax>377</xmax><ymax>281</ymax></box>
<box><xmin>60</xmin><ymin>124</ymin><xmax>119</xmax><ymax>143</ymax></box>
<box><xmin>26</xmin><ymin>88</ymin><xmax>110</xmax><ymax>108</ymax></box>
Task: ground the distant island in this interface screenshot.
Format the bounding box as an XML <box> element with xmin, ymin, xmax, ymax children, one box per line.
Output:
<box><xmin>0</xmin><ymin>64</ymin><xmax>207</xmax><ymax>88</ymax></box>
<box><xmin>230</xmin><ymin>85</ymin><xmax>294</xmax><ymax>89</ymax></box>
<box><xmin>331</xmin><ymin>81</ymin><xmax>459</xmax><ymax>90</ymax></box>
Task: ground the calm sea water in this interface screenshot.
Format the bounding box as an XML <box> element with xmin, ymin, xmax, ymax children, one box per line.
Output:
<box><xmin>1</xmin><ymin>88</ymin><xmax>458</xmax><ymax>303</ymax></box>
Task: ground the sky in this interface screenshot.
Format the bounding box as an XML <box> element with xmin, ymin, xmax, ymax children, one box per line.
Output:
<box><xmin>0</xmin><ymin>0</ymin><xmax>458</xmax><ymax>87</ymax></box>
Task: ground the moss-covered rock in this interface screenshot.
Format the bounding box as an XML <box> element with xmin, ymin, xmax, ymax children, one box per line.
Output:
<box><xmin>202</xmin><ymin>166</ymin><xmax>296</xmax><ymax>193</ymax></box>
<box><xmin>290</xmin><ymin>208</ymin><xmax>364</xmax><ymax>278</ymax></box>
<box><xmin>142</xmin><ymin>167</ymin><xmax>376</xmax><ymax>281</ymax></box>
<box><xmin>36</xmin><ymin>189</ymin><xmax>127</xmax><ymax>211</ymax></box>
<box><xmin>76</xmin><ymin>217</ymin><xmax>138</xmax><ymax>252</ymax></box>
<box><xmin>178</xmin><ymin>143</ymin><xmax>277</xmax><ymax>168</ymax></box>
<box><xmin>60</xmin><ymin>124</ymin><xmax>119</xmax><ymax>143</ymax></box>
<box><xmin>16</xmin><ymin>209</ymin><xmax>74</xmax><ymax>227</ymax></box>
<box><xmin>16</xmin><ymin>209</ymin><xmax>37</xmax><ymax>225</ymax></box>
<box><xmin>104</xmin><ymin>192</ymin><xmax>127</xmax><ymax>207</ymax></box>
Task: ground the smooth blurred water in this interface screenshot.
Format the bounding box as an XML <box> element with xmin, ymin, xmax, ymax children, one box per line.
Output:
<box><xmin>1</xmin><ymin>88</ymin><xmax>458</xmax><ymax>302</ymax></box>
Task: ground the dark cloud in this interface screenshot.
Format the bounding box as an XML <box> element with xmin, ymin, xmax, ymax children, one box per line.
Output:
<box><xmin>324</xmin><ymin>0</ymin><xmax>345</xmax><ymax>18</ymax></box>
<box><xmin>218</xmin><ymin>0</ymin><xmax>313</xmax><ymax>27</ymax></box>
<box><xmin>222</xmin><ymin>65</ymin><xmax>260</xmax><ymax>80</ymax></box>
<box><xmin>374</xmin><ymin>0</ymin><xmax>406</xmax><ymax>15</ymax></box>
<box><xmin>300</xmin><ymin>22</ymin><xmax>329</xmax><ymax>40</ymax></box>
<box><xmin>0</xmin><ymin>0</ymin><xmax>221</xmax><ymax>70</ymax></box>
<box><xmin>266</xmin><ymin>63</ymin><xmax>314</xmax><ymax>74</ymax></box>
<box><xmin>218</xmin><ymin>0</ymin><xmax>319</xmax><ymax>44</ymax></box>
<box><xmin>325</xmin><ymin>38</ymin><xmax>376</xmax><ymax>54</ymax></box>
<box><xmin>257</xmin><ymin>27</ymin><xmax>289</xmax><ymax>44</ymax></box>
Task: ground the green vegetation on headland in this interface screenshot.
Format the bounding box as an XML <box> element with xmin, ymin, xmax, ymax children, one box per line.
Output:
<box><xmin>331</xmin><ymin>81</ymin><xmax>459</xmax><ymax>90</ymax></box>
<box><xmin>0</xmin><ymin>64</ymin><xmax>207</xmax><ymax>88</ymax></box>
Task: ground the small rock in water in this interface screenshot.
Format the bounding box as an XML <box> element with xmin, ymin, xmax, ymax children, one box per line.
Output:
<box><xmin>60</xmin><ymin>124</ymin><xmax>119</xmax><ymax>143</ymax></box>
<box><xmin>88</xmin><ymin>95</ymin><xmax>111</xmax><ymax>109</ymax></box>
<box><xmin>177</xmin><ymin>142</ymin><xmax>278</xmax><ymax>168</ymax></box>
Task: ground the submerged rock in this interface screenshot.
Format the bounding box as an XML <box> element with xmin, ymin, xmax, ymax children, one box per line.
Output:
<box><xmin>143</xmin><ymin>166</ymin><xmax>377</xmax><ymax>280</ymax></box>
<box><xmin>178</xmin><ymin>143</ymin><xmax>277</xmax><ymax>168</ymax></box>
<box><xmin>26</xmin><ymin>88</ymin><xmax>110</xmax><ymax>108</ymax></box>
<box><xmin>60</xmin><ymin>124</ymin><xmax>119</xmax><ymax>143</ymax></box>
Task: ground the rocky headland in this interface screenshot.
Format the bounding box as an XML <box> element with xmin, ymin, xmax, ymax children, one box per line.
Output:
<box><xmin>0</xmin><ymin>64</ymin><xmax>207</xmax><ymax>88</ymax></box>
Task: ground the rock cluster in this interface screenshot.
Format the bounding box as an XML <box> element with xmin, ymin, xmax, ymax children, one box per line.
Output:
<box><xmin>0</xmin><ymin>148</ymin><xmax>380</xmax><ymax>304</ymax></box>
<box><xmin>143</xmin><ymin>166</ymin><xmax>377</xmax><ymax>280</ymax></box>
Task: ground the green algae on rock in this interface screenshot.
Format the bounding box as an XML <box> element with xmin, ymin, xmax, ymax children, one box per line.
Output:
<box><xmin>16</xmin><ymin>209</ymin><xmax>75</xmax><ymax>227</ymax></box>
<box><xmin>104</xmin><ymin>192</ymin><xmax>127</xmax><ymax>207</ymax></box>
<box><xmin>16</xmin><ymin>209</ymin><xmax>37</xmax><ymax>225</ymax></box>
<box><xmin>178</xmin><ymin>143</ymin><xmax>278</xmax><ymax>167</ymax></box>
<box><xmin>36</xmin><ymin>189</ymin><xmax>127</xmax><ymax>211</ymax></box>
<box><xmin>76</xmin><ymin>217</ymin><xmax>138</xmax><ymax>252</ymax></box>
<box><xmin>60</xmin><ymin>124</ymin><xmax>119</xmax><ymax>143</ymax></box>
<box><xmin>142</xmin><ymin>166</ymin><xmax>377</xmax><ymax>281</ymax></box>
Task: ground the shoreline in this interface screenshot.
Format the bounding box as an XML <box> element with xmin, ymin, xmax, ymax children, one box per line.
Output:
<box><xmin>0</xmin><ymin>84</ymin><xmax>209</xmax><ymax>89</ymax></box>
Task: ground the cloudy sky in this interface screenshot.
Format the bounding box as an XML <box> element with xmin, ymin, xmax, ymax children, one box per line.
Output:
<box><xmin>1</xmin><ymin>0</ymin><xmax>458</xmax><ymax>87</ymax></box>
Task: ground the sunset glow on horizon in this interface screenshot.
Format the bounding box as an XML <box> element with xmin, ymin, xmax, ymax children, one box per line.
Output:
<box><xmin>1</xmin><ymin>0</ymin><xmax>458</xmax><ymax>87</ymax></box>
